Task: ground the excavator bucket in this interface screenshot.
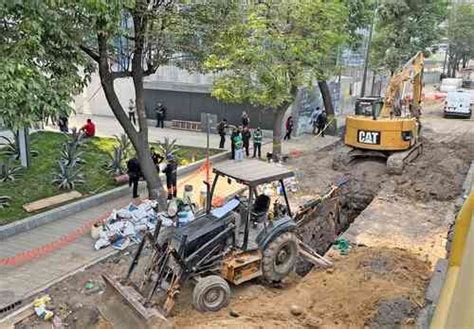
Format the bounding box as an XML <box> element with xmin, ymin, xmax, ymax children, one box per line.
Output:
<box><xmin>100</xmin><ymin>274</ymin><xmax>171</xmax><ymax>329</ymax></box>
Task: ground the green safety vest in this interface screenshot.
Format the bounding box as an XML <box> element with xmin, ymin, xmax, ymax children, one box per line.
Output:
<box><xmin>233</xmin><ymin>135</ymin><xmax>243</xmax><ymax>149</ymax></box>
<box><xmin>253</xmin><ymin>131</ymin><xmax>262</xmax><ymax>144</ymax></box>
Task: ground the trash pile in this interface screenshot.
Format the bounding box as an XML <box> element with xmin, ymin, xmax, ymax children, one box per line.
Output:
<box><xmin>92</xmin><ymin>199</ymin><xmax>189</xmax><ymax>251</ymax></box>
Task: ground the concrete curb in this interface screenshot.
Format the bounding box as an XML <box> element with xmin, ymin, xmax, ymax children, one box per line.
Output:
<box><xmin>0</xmin><ymin>150</ymin><xmax>230</xmax><ymax>240</ymax></box>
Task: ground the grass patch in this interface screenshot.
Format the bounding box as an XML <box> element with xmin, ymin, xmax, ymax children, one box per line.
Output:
<box><xmin>0</xmin><ymin>131</ymin><xmax>222</xmax><ymax>225</ymax></box>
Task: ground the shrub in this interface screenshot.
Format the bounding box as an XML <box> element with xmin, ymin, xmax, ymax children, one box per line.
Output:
<box><xmin>52</xmin><ymin>161</ymin><xmax>85</xmax><ymax>190</ymax></box>
<box><xmin>114</xmin><ymin>133</ymin><xmax>132</xmax><ymax>159</ymax></box>
<box><xmin>103</xmin><ymin>146</ymin><xmax>125</xmax><ymax>176</ymax></box>
<box><xmin>60</xmin><ymin>141</ymin><xmax>85</xmax><ymax>166</ymax></box>
<box><xmin>0</xmin><ymin>195</ymin><xmax>11</xmax><ymax>209</ymax></box>
<box><xmin>0</xmin><ymin>136</ymin><xmax>38</xmax><ymax>160</ymax></box>
<box><xmin>0</xmin><ymin>159</ymin><xmax>23</xmax><ymax>182</ymax></box>
<box><xmin>157</xmin><ymin>137</ymin><xmax>180</xmax><ymax>159</ymax></box>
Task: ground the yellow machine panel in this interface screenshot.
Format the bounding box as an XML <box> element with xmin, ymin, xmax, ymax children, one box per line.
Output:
<box><xmin>221</xmin><ymin>250</ymin><xmax>263</xmax><ymax>285</ymax></box>
<box><xmin>345</xmin><ymin>116</ymin><xmax>418</xmax><ymax>151</ymax></box>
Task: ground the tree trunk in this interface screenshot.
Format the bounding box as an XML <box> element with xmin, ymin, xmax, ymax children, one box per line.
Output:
<box><xmin>96</xmin><ymin>30</ymin><xmax>165</xmax><ymax>207</ymax></box>
<box><xmin>272</xmin><ymin>107</ymin><xmax>286</xmax><ymax>159</ymax></box>
<box><xmin>318</xmin><ymin>80</ymin><xmax>334</xmax><ymax>116</ymax></box>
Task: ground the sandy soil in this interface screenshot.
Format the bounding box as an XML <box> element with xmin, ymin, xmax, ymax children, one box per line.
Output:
<box><xmin>171</xmin><ymin>247</ymin><xmax>430</xmax><ymax>329</ymax></box>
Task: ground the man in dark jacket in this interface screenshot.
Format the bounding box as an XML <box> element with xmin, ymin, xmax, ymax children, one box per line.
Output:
<box><xmin>127</xmin><ymin>157</ymin><xmax>141</xmax><ymax>198</ymax></box>
<box><xmin>155</xmin><ymin>102</ymin><xmax>166</xmax><ymax>128</ymax></box>
<box><xmin>217</xmin><ymin>119</ymin><xmax>228</xmax><ymax>149</ymax></box>
<box><xmin>163</xmin><ymin>153</ymin><xmax>178</xmax><ymax>200</ymax></box>
<box><xmin>242</xmin><ymin>126</ymin><xmax>251</xmax><ymax>157</ymax></box>
<box><xmin>316</xmin><ymin>110</ymin><xmax>327</xmax><ymax>137</ymax></box>
<box><xmin>284</xmin><ymin>116</ymin><xmax>294</xmax><ymax>140</ymax></box>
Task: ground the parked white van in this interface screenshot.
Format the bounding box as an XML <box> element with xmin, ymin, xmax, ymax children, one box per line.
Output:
<box><xmin>444</xmin><ymin>90</ymin><xmax>472</xmax><ymax>118</ymax></box>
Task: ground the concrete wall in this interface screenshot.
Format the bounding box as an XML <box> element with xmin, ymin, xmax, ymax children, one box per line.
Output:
<box><xmin>143</xmin><ymin>86</ymin><xmax>275</xmax><ymax>130</ymax></box>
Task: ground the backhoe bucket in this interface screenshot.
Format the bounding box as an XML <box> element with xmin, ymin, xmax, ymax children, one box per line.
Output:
<box><xmin>100</xmin><ymin>274</ymin><xmax>172</xmax><ymax>329</ymax></box>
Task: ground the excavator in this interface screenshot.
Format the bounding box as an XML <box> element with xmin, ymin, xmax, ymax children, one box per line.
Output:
<box><xmin>333</xmin><ymin>51</ymin><xmax>424</xmax><ymax>174</ymax></box>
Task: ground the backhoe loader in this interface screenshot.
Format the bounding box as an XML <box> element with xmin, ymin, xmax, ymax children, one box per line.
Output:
<box><xmin>333</xmin><ymin>52</ymin><xmax>424</xmax><ymax>174</ymax></box>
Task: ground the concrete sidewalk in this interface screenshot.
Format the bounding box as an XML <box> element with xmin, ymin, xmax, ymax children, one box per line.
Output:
<box><xmin>0</xmin><ymin>133</ymin><xmax>337</xmax><ymax>314</ymax></box>
<box><xmin>0</xmin><ymin>164</ymin><xmax>245</xmax><ymax>312</ymax></box>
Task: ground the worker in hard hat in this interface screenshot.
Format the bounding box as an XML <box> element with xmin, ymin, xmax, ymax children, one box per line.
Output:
<box><xmin>163</xmin><ymin>153</ymin><xmax>178</xmax><ymax>200</ymax></box>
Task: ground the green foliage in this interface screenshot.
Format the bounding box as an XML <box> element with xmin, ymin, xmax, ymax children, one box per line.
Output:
<box><xmin>52</xmin><ymin>161</ymin><xmax>85</xmax><ymax>190</ymax></box>
<box><xmin>114</xmin><ymin>134</ymin><xmax>132</xmax><ymax>160</ymax></box>
<box><xmin>446</xmin><ymin>4</ymin><xmax>474</xmax><ymax>75</ymax></box>
<box><xmin>0</xmin><ymin>159</ymin><xmax>23</xmax><ymax>182</ymax></box>
<box><xmin>0</xmin><ymin>196</ymin><xmax>11</xmax><ymax>209</ymax></box>
<box><xmin>0</xmin><ymin>2</ymin><xmax>92</xmax><ymax>130</ymax></box>
<box><xmin>157</xmin><ymin>137</ymin><xmax>181</xmax><ymax>160</ymax></box>
<box><xmin>371</xmin><ymin>0</ymin><xmax>447</xmax><ymax>73</ymax></box>
<box><xmin>0</xmin><ymin>136</ymin><xmax>38</xmax><ymax>160</ymax></box>
<box><xmin>60</xmin><ymin>141</ymin><xmax>85</xmax><ymax>167</ymax></box>
<box><xmin>204</xmin><ymin>0</ymin><xmax>347</xmax><ymax>110</ymax></box>
<box><xmin>103</xmin><ymin>146</ymin><xmax>125</xmax><ymax>176</ymax></box>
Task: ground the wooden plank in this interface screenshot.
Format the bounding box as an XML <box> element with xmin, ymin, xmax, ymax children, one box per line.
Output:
<box><xmin>23</xmin><ymin>191</ymin><xmax>82</xmax><ymax>213</ymax></box>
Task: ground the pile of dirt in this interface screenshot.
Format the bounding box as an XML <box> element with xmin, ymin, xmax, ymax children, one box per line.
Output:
<box><xmin>393</xmin><ymin>139</ymin><xmax>472</xmax><ymax>202</ymax></box>
<box><xmin>171</xmin><ymin>247</ymin><xmax>430</xmax><ymax>329</ymax></box>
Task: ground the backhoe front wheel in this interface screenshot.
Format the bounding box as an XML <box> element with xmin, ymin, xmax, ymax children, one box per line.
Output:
<box><xmin>193</xmin><ymin>275</ymin><xmax>231</xmax><ymax>312</ymax></box>
<box><xmin>262</xmin><ymin>231</ymin><xmax>298</xmax><ymax>282</ymax></box>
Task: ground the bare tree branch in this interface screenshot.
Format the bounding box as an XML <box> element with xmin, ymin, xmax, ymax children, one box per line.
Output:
<box><xmin>79</xmin><ymin>44</ymin><xmax>100</xmax><ymax>62</ymax></box>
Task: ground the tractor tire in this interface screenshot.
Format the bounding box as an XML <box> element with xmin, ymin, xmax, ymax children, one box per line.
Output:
<box><xmin>193</xmin><ymin>275</ymin><xmax>231</xmax><ymax>312</ymax></box>
<box><xmin>262</xmin><ymin>231</ymin><xmax>298</xmax><ymax>282</ymax></box>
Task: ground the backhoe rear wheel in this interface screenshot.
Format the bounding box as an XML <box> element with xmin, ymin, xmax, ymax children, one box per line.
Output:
<box><xmin>193</xmin><ymin>275</ymin><xmax>231</xmax><ymax>312</ymax></box>
<box><xmin>262</xmin><ymin>231</ymin><xmax>298</xmax><ymax>282</ymax></box>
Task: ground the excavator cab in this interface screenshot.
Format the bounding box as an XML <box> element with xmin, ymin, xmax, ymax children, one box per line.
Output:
<box><xmin>354</xmin><ymin>97</ymin><xmax>384</xmax><ymax>119</ymax></box>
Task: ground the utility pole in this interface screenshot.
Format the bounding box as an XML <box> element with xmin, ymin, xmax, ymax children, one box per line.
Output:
<box><xmin>361</xmin><ymin>1</ymin><xmax>378</xmax><ymax>97</ymax></box>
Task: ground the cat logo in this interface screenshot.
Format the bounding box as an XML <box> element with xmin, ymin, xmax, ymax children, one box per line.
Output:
<box><xmin>357</xmin><ymin>130</ymin><xmax>380</xmax><ymax>144</ymax></box>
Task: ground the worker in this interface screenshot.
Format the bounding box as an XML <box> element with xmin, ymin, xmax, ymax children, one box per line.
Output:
<box><xmin>163</xmin><ymin>153</ymin><xmax>178</xmax><ymax>200</ymax></box>
<box><xmin>127</xmin><ymin>157</ymin><xmax>141</xmax><ymax>199</ymax></box>
<box><xmin>284</xmin><ymin>116</ymin><xmax>294</xmax><ymax>140</ymax></box>
<box><xmin>241</xmin><ymin>111</ymin><xmax>250</xmax><ymax>128</ymax></box>
<box><xmin>316</xmin><ymin>110</ymin><xmax>327</xmax><ymax>137</ymax></box>
<box><xmin>311</xmin><ymin>107</ymin><xmax>322</xmax><ymax>134</ymax></box>
<box><xmin>217</xmin><ymin>118</ymin><xmax>228</xmax><ymax>149</ymax></box>
<box><xmin>155</xmin><ymin>102</ymin><xmax>166</xmax><ymax>128</ymax></box>
<box><xmin>233</xmin><ymin>128</ymin><xmax>244</xmax><ymax>161</ymax></box>
<box><xmin>150</xmin><ymin>147</ymin><xmax>164</xmax><ymax>173</ymax></box>
<box><xmin>230</xmin><ymin>127</ymin><xmax>239</xmax><ymax>160</ymax></box>
<box><xmin>252</xmin><ymin>127</ymin><xmax>263</xmax><ymax>158</ymax></box>
<box><xmin>80</xmin><ymin>118</ymin><xmax>96</xmax><ymax>138</ymax></box>
<box><xmin>128</xmin><ymin>99</ymin><xmax>136</xmax><ymax>125</ymax></box>
<box><xmin>242</xmin><ymin>126</ymin><xmax>251</xmax><ymax>157</ymax></box>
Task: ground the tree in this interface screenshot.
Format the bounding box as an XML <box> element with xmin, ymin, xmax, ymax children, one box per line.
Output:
<box><xmin>205</xmin><ymin>0</ymin><xmax>347</xmax><ymax>157</ymax></box>
<box><xmin>2</xmin><ymin>1</ymin><xmax>229</xmax><ymax>201</ymax></box>
<box><xmin>446</xmin><ymin>4</ymin><xmax>474</xmax><ymax>77</ymax></box>
<box><xmin>371</xmin><ymin>0</ymin><xmax>446</xmax><ymax>75</ymax></box>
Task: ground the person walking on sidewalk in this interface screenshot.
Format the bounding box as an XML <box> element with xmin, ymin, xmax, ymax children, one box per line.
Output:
<box><xmin>127</xmin><ymin>157</ymin><xmax>141</xmax><ymax>199</ymax></box>
<box><xmin>233</xmin><ymin>131</ymin><xmax>244</xmax><ymax>161</ymax></box>
<box><xmin>155</xmin><ymin>102</ymin><xmax>166</xmax><ymax>128</ymax></box>
<box><xmin>242</xmin><ymin>126</ymin><xmax>251</xmax><ymax>157</ymax></box>
<box><xmin>217</xmin><ymin>118</ymin><xmax>228</xmax><ymax>149</ymax></box>
<box><xmin>128</xmin><ymin>99</ymin><xmax>136</xmax><ymax>125</ymax></box>
<box><xmin>252</xmin><ymin>127</ymin><xmax>263</xmax><ymax>158</ymax></box>
<box><xmin>316</xmin><ymin>110</ymin><xmax>327</xmax><ymax>137</ymax></box>
<box><xmin>163</xmin><ymin>153</ymin><xmax>178</xmax><ymax>200</ymax></box>
<box><xmin>284</xmin><ymin>115</ymin><xmax>294</xmax><ymax>140</ymax></box>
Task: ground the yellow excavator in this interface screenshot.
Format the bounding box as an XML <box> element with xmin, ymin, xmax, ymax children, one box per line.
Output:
<box><xmin>333</xmin><ymin>51</ymin><xmax>424</xmax><ymax>174</ymax></box>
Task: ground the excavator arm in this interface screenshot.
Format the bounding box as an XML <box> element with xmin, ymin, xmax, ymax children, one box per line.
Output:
<box><xmin>380</xmin><ymin>52</ymin><xmax>424</xmax><ymax>117</ymax></box>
